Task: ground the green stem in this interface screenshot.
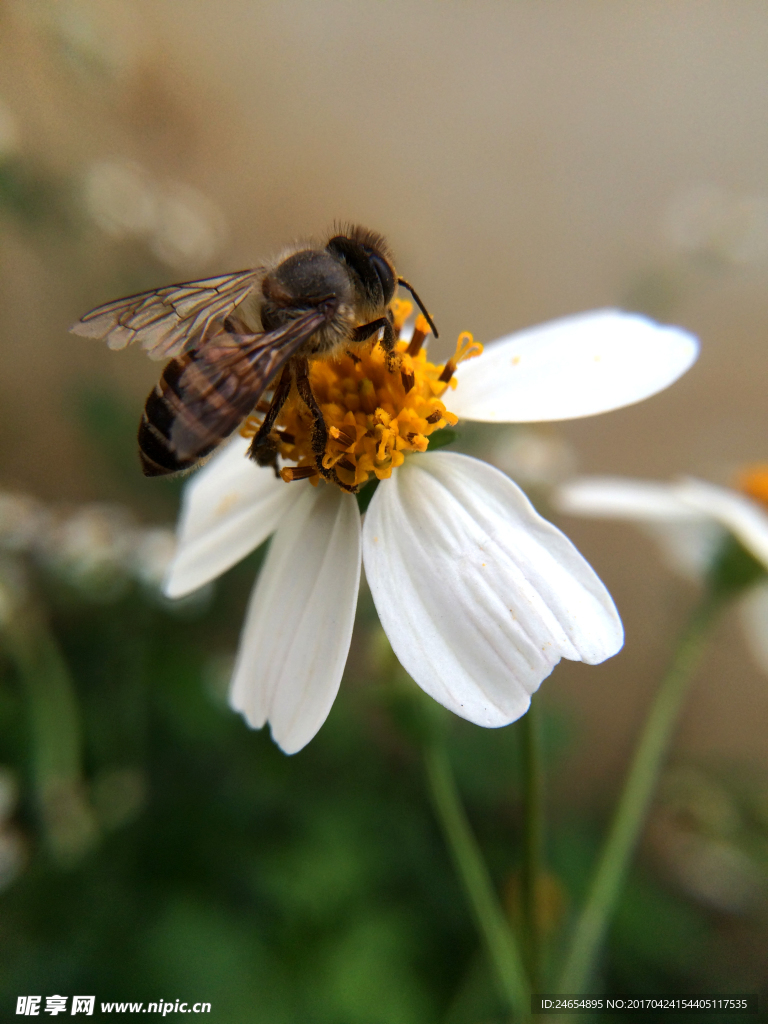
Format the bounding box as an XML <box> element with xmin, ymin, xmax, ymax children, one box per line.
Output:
<box><xmin>558</xmin><ymin>593</ymin><xmax>722</xmax><ymax>992</ymax></box>
<box><xmin>4</xmin><ymin>608</ymin><xmax>98</xmax><ymax>864</ymax></box>
<box><xmin>424</xmin><ymin>739</ymin><xmax>531</xmax><ymax>1020</ymax></box>
<box><xmin>521</xmin><ymin>697</ymin><xmax>544</xmax><ymax>989</ymax></box>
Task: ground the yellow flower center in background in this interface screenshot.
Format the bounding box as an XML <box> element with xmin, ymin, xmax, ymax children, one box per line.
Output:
<box><xmin>735</xmin><ymin>464</ymin><xmax>768</xmax><ymax>509</ymax></box>
<box><xmin>240</xmin><ymin>299</ymin><xmax>483</xmax><ymax>492</ymax></box>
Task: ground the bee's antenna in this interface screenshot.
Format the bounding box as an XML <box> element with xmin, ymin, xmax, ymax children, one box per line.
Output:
<box><xmin>397</xmin><ymin>277</ymin><xmax>439</xmax><ymax>339</ymax></box>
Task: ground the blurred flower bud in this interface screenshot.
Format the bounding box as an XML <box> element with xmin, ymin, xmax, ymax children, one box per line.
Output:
<box><xmin>38</xmin><ymin>503</ymin><xmax>136</xmax><ymax>599</ymax></box>
<box><xmin>84</xmin><ymin>158</ymin><xmax>227</xmax><ymax>269</ymax></box>
<box><xmin>503</xmin><ymin>869</ymin><xmax>568</xmax><ymax>936</ymax></box>
<box><xmin>84</xmin><ymin>158</ymin><xmax>156</xmax><ymax>238</ymax></box>
<box><xmin>650</xmin><ymin>765</ymin><xmax>767</xmax><ymax>915</ymax></box>
<box><xmin>150</xmin><ymin>182</ymin><xmax>227</xmax><ymax>269</ymax></box>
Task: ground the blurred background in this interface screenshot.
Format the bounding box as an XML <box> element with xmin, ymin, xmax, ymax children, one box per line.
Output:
<box><xmin>2</xmin><ymin>0</ymin><xmax>768</xmax><ymax>1019</ymax></box>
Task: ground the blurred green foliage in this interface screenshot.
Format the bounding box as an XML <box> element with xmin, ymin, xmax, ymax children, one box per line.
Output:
<box><xmin>1</xmin><ymin>546</ymin><xmax>766</xmax><ymax>1022</ymax></box>
<box><xmin>0</xmin><ymin>158</ymin><xmax>76</xmax><ymax>233</ymax></box>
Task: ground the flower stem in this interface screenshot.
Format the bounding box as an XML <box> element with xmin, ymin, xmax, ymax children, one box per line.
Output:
<box><xmin>3</xmin><ymin>606</ymin><xmax>98</xmax><ymax>865</ymax></box>
<box><xmin>424</xmin><ymin>739</ymin><xmax>531</xmax><ymax>1020</ymax></box>
<box><xmin>521</xmin><ymin>696</ymin><xmax>545</xmax><ymax>990</ymax></box>
<box><xmin>557</xmin><ymin>593</ymin><xmax>722</xmax><ymax>992</ymax></box>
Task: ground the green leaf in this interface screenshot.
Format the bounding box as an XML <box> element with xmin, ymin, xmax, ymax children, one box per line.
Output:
<box><xmin>427</xmin><ymin>429</ymin><xmax>458</xmax><ymax>451</ymax></box>
<box><xmin>356</xmin><ymin>478</ymin><xmax>380</xmax><ymax>514</ymax></box>
<box><xmin>707</xmin><ymin>534</ymin><xmax>767</xmax><ymax>598</ymax></box>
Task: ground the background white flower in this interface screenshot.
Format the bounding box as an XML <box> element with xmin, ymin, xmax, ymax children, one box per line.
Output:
<box><xmin>165</xmin><ymin>310</ymin><xmax>699</xmax><ymax>753</ymax></box>
<box><xmin>555</xmin><ymin>475</ymin><xmax>768</xmax><ymax>673</ymax></box>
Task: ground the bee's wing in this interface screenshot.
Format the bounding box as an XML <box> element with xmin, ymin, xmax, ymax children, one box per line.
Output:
<box><xmin>164</xmin><ymin>308</ymin><xmax>330</xmax><ymax>463</ymax></box>
<box><xmin>70</xmin><ymin>269</ymin><xmax>262</xmax><ymax>362</ymax></box>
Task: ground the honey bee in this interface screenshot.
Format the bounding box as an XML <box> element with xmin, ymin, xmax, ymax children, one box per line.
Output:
<box><xmin>71</xmin><ymin>225</ymin><xmax>438</xmax><ymax>483</ymax></box>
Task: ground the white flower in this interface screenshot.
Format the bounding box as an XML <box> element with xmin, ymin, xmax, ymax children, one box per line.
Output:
<box><xmin>165</xmin><ymin>309</ymin><xmax>698</xmax><ymax>753</ymax></box>
<box><xmin>555</xmin><ymin>473</ymin><xmax>768</xmax><ymax>672</ymax></box>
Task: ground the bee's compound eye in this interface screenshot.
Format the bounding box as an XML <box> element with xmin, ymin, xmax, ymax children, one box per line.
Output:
<box><xmin>368</xmin><ymin>253</ymin><xmax>396</xmax><ymax>304</ymax></box>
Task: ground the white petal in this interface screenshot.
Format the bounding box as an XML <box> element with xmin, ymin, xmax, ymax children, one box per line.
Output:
<box><xmin>450</xmin><ymin>309</ymin><xmax>699</xmax><ymax>423</ymax></box>
<box><xmin>229</xmin><ymin>484</ymin><xmax>361</xmax><ymax>754</ymax></box>
<box><xmin>555</xmin><ymin>476</ymin><xmax>705</xmax><ymax>521</ymax></box>
<box><xmin>164</xmin><ymin>435</ymin><xmax>301</xmax><ymax>598</ymax></box>
<box><xmin>739</xmin><ymin>582</ymin><xmax>768</xmax><ymax>675</ymax></box>
<box><xmin>363</xmin><ymin>452</ymin><xmax>623</xmax><ymax>728</ymax></box>
<box><xmin>555</xmin><ymin>476</ymin><xmax>726</xmax><ymax>581</ymax></box>
<box><xmin>674</xmin><ymin>479</ymin><xmax>768</xmax><ymax>570</ymax></box>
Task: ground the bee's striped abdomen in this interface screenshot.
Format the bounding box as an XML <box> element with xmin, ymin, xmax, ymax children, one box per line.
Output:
<box><xmin>138</xmin><ymin>353</ymin><xmax>238</xmax><ymax>477</ymax></box>
<box><xmin>139</xmin><ymin>357</ymin><xmax>199</xmax><ymax>476</ymax></box>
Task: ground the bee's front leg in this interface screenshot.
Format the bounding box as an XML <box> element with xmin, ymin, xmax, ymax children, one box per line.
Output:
<box><xmin>248</xmin><ymin>364</ymin><xmax>293</xmax><ymax>474</ymax></box>
<box><xmin>353</xmin><ymin>313</ymin><xmax>397</xmax><ymax>368</ymax></box>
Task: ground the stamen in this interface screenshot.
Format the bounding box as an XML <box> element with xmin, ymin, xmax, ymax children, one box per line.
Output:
<box><xmin>438</xmin><ymin>359</ymin><xmax>456</xmax><ymax>384</ymax></box>
<box><xmin>330</xmin><ymin>425</ymin><xmax>356</xmax><ymax>448</ymax></box>
<box><xmin>454</xmin><ymin>331</ymin><xmax>483</xmax><ymax>364</ymax></box>
<box><xmin>401</xmin><ymin>369</ymin><xmax>415</xmax><ymax>393</ymax></box>
<box><xmin>405</xmin><ymin>432</ymin><xmax>428</xmax><ymax>451</ymax></box>
<box><xmin>277</xmin><ymin>429</ymin><xmax>295</xmax><ymax>445</ymax></box>
<box><xmin>280</xmin><ymin>465</ymin><xmax>319</xmax><ymax>483</ymax></box>
<box><xmin>390</xmin><ymin>297</ymin><xmax>413</xmax><ymax>334</ymax></box>
<box><xmin>359</xmin><ymin>378</ymin><xmax>378</xmax><ymax>414</ymax></box>
<box><xmin>239</xmin><ymin>414</ymin><xmax>261</xmax><ymax>438</ymax></box>
<box><xmin>426</xmin><ymin>410</ymin><xmax>442</xmax><ymax>424</ymax></box>
<box><xmin>407</xmin><ymin>315</ymin><xmax>431</xmax><ymax>356</ymax></box>
<box><xmin>337</xmin><ymin>457</ymin><xmax>356</xmax><ymax>472</ymax></box>
<box><xmin>439</xmin><ymin>331</ymin><xmax>484</xmax><ymax>384</ymax></box>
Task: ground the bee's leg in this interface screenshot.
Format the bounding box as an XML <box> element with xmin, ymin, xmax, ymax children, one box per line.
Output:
<box><xmin>248</xmin><ymin>364</ymin><xmax>293</xmax><ymax>473</ymax></box>
<box><xmin>293</xmin><ymin>357</ymin><xmax>333</xmax><ymax>481</ymax></box>
<box><xmin>353</xmin><ymin>314</ymin><xmax>398</xmax><ymax>369</ymax></box>
<box><xmin>353</xmin><ymin>316</ymin><xmax>395</xmax><ymax>350</ymax></box>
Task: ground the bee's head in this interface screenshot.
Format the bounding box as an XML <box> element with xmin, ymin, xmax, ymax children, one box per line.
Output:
<box><xmin>326</xmin><ymin>226</ymin><xmax>396</xmax><ymax>315</ymax></box>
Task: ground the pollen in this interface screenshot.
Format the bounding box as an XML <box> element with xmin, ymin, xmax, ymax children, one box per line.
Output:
<box><xmin>735</xmin><ymin>464</ymin><xmax>768</xmax><ymax>508</ymax></box>
<box><xmin>240</xmin><ymin>302</ymin><xmax>482</xmax><ymax>492</ymax></box>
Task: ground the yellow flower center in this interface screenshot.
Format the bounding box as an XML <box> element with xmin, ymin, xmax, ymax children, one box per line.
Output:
<box><xmin>735</xmin><ymin>464</ymin><xmax>768</xmax><ymax>508</ymax></box>
<box><xmin>240</xmin><ymin>299</ymin><xmax>483</xmax><ymax>492</ymax></box>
